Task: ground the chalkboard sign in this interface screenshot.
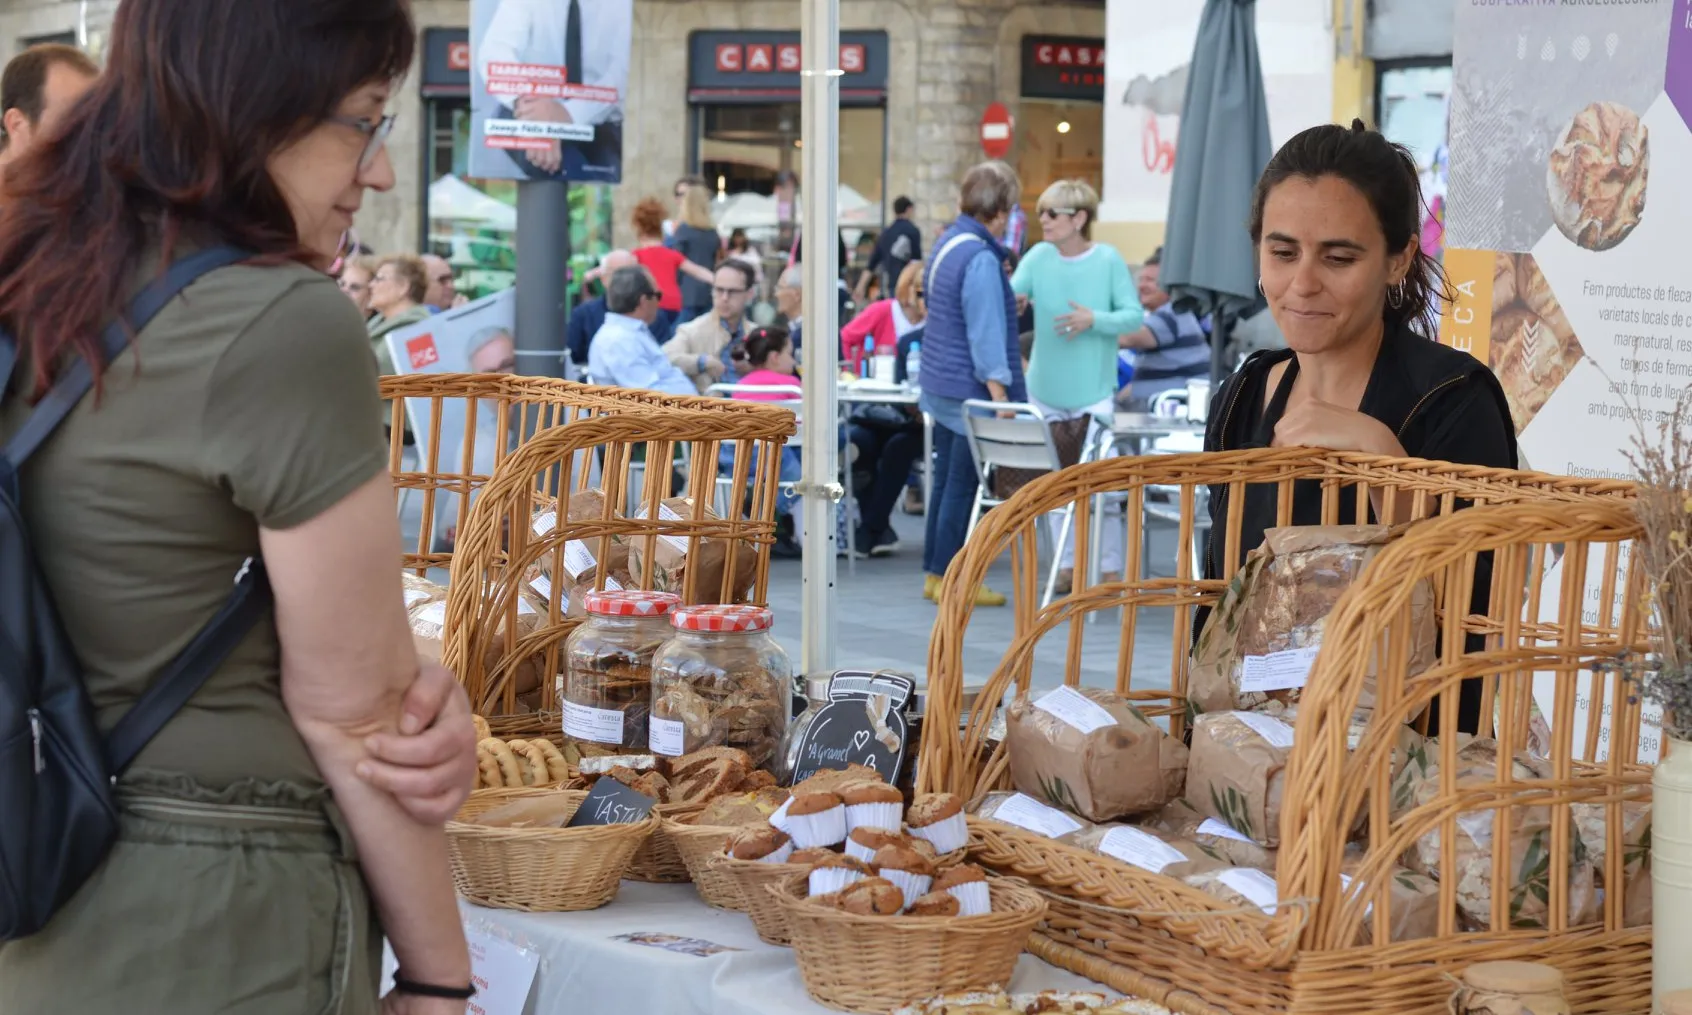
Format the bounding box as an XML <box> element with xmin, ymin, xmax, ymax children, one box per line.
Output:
<box><xmin>567</xmin><ymin>779</ymin><xmax>658</xmax><ymax>828</ymax></box>
<box><xmin>789</xmin><ymin>670</ymin><xmax>915</xmax><ymax>785</ymax></box>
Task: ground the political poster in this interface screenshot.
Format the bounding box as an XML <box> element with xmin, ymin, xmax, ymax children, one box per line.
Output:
<box><xmin>386</xmin><ymin>288</ymin><xmax>519</xmax><ymax>544</ymax></box>
<box><xmin>469</xmin><ymin>0</ymin><xmax>633</xmax><ymax>184</ymax></box>
<box><xmin>1440</xmin><ymin>0</ymin><xmax>1683</xmax><ymax>763</ymax></box>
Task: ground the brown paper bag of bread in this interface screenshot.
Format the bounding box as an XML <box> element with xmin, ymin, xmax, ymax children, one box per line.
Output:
<box><xmin>1140</xmin><ymin>798</ymin><xmax>1278</xmax><ymax>871</ymax></box>
<box><xmin>1337</xmin><ymin>847</ymin><xmax>1445</xmax><ymax>944</ymax></box>
<box><xmin>407</xmin><ymin>582</ymin><xmax>545</xmax><ymax>693</ymax></box>
<box><xmin>1186</xmin><ymin>711</ymin><xmax>1293</xmax><ymax>847</ymax></box>
<box><xmin>626</xmin><ymin>496</ymin><xmax>758</xmax><ymax>604</ymax></box>
<box><xmin>1005</xmin><ymin>685</ymin><xmax>1187</xmax><ymax>822</ymax></box>
<box><xmin>1188</xmin><ymin>525</ymin><xmax>1435</xmax><ymax>717</ymax></box>
<box><xmin>1063</xmin><ymin>822</ymin><xmax>1230</xmax><ymax>879</ymax></box>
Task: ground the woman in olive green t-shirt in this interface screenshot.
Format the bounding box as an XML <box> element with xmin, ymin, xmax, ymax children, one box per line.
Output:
<box><xmin>0</xmin><ymin>2</ymin><xmax>478</xmax><ymax>1012</ymax></box>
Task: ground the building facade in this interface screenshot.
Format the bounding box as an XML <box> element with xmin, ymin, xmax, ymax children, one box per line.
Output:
<box><xmin>0</xmin><ymin>0</ymin><xmax>1451</xmax><ymax>284</ymax></box>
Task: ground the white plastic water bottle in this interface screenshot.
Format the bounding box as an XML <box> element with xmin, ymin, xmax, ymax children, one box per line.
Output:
<box><xmin>906</xmin><ymin>341</ymin><xmax>921</xmax><ymax>388</ymax></box>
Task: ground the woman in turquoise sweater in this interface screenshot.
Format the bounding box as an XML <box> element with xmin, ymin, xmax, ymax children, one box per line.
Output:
<box><xmin>1010</xmin><ymin>180</ymin><xmax>1144</xmax><ymax>590</ymax></box>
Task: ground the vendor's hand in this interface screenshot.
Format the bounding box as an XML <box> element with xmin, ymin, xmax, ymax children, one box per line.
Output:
<box><xmin>1271</xmin><ymin>399</ymin><xmax>1405</xmax><ymax>457</ymax></box>
<box><xmin>526</xmin><ymin>140</ymin><xmax>562</xmax><ymax>175</ymax></box>
<box><xmin>357</xmin><ymin>660</ymin><xmax>477</xmax><ymax>824</ymax></box>
<box><xmin>1053</xmin><ymin>302</ymin><xmax>1094</xmax><ymax>338</ymax></box>
<box><xmin>514</xmin><ymin>96</ymin><xmax>572</xmax><ymax>124</ymax></box>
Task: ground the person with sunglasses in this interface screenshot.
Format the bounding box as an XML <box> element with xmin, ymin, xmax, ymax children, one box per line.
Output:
<box><xmin>1010</xmin><ymin>179</ymin><xmax>1143</xmax><ymax>593</ymax></box>
<box><xmin>587</xmin><ymin>265</ymin><xmax>696</xmax><ymax>397</ymax></box>
<box><xmin>666</xmin><ymin>259</ymin><xmax>756</xmax><ymax>394</ymax></box>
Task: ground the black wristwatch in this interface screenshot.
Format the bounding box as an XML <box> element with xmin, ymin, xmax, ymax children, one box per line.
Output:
<box><xmin>392</xmin><ymin>974</ymin><xmax>477</xmax><ymax>1000</ymax></box>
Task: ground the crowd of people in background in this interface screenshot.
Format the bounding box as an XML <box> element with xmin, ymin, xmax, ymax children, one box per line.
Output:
<box><xmin>327</xmin><ymin>142</ymin><xmax>1220</xmax><ymax>593</ymax></box>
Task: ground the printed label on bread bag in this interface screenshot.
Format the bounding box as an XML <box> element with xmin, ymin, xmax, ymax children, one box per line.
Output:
<box><xmin>1195</xmin><ymin>818</ymin><xmax>1255</xmax><ymax>845</ymax></box>
<box><xmin>1217</xmin><ymin>867</ymin><xmax>1280</xmax><ymax>914</ymax></box>
<box><xmin>1238</xmin><ymin>645</ymin><xmax>1320</xmax><ymax>694</ymax></box>
<box><xmin>414</xmin><ymin>602</ymin><xmax>448</xmax><ymax>628</ymax></box>
<box><xmin>562</xmin><ymin>540</ymin><xmax>598</xmax><ymax>579</ymax></box>
<box><xmin>533</xmin><ymin>510</ymin><xmax>557</xmax><ymax>536</ymax></box>
<box><xmin>563</xmin><ymin>700</ymin><xmax>625</xmax><ymax>745</ymax></box>
<box><xmin>529</xmin><ymin>574</ymin><xmax>554</xmax><ymax>602</ymax></box>
<box><xmin>1031</xmin><ymin>685</ymin><xmax>1118</xmax><ymax>735</ymax></box>
<box><xmin>648</xmin><ymin>716</ymin><xmax>686</xmax><ymax>757</ymax></box>
<box><xmin>635</xmin><ymin>504</ymin><xmax>691</xmax><ymax>554</ymax></box>
<box><xmin>1232</xmin><ymin>711</ymin><xmax>1297</xmax><ymax>750</ymax></box>
<box><xmin>990</xmin><ymin>793</ymin><xmax>1083</xmax><ymax>839</ymax></box>
<box><xmin>1098</xmin><ymin>827</ymin><xmax>1188</xmax><ymax>874</ymax></box>
<box><xmin>403</xmin><ymin>588</ymin><xmax>433</xmax><ymax>608</ymax></box>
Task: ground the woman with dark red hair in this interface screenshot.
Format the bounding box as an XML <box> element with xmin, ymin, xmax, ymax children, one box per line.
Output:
<box><xmin>0</xmin><ymin>1</ymin><xmax>475</xmax><ymax>1010</ymax></box>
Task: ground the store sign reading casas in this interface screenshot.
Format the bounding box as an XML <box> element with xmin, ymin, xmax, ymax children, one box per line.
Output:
<box><xmin>1021</xmin><ymin>35</ymin><xmax>1106</xmax><ymax>102</ymax></box>
<box><xmin>689</xmin><ymin>31</ymin><xmax>890</xmax><ymax>94</ymax></box>
<box><xmin>714</xmin><ymin>42</ymin><xmax>868</xmax><ymax>75</ymax></box>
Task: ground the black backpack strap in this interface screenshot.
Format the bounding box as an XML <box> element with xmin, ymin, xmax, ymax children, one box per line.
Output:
<box><xmin>1</xmin><ymin>246</ymin><xmax>250</xmax><ymax>467</ymax></box>
<box><xmin>106</xmin><ymin>557</ymin><xmax>273</xmax><ymax>773</ymax></box>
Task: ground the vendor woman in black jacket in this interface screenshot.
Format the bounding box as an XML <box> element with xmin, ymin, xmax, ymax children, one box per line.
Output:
<box><xmin>1201</xmin><ymin>120</ymin><xmax>1518</xmax><ymax>731</ymax></box>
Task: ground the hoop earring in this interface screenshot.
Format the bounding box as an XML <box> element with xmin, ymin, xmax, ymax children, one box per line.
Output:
<box><xmin>1387</xmin><ymin>280</ymin><xmax>1406</xmax><ymax>309</ymax></box>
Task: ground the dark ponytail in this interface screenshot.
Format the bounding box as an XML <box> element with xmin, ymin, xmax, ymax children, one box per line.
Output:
<box><xmin>743</xmin><ymin>325</ymin><xmax>791</xmax><ymax>369</ymax></box>
<box><xmin>1248</xmin><ymin>118</ymin><xmax>1448</xmax><ymax>333</ymax></box>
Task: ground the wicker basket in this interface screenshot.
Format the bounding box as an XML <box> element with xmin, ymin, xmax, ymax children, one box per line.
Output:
<box><xmin>447</xmin><ymin>788</ymin><xmax>657</xmax><ymax>912</ymax></box>
<box><xmin>773</xmin><ymin>874</ymin><xmax>1048</xmax><ymax>1012</ymax></box>
<box><xmin>920</xmin><ymin>452</ymin><xmax>1650</xmax><ymax>1014</ymax></box>
<box><xmin>626</xmin><ymin>801</ymin><xmax>705</xmax><ymax>884</ymax></box>
<box><xmin>663</xmin><ymin>815</ymin><xmax>746</xmax><ymax>910</ymax></box>
<box><xmin>442</xmin><ymin>407</ymin><xmax>794</xmax><ymax>719</ymax></box>
<box><xmin>715</xmin><ymin>855</ymin><xmax>808</xmax><ymax>945</ymax></box>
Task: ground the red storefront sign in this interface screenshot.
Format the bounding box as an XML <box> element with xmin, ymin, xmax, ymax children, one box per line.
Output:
<box><xmin>714</xmin><ymin>42</ymin><xmax>867</xmax><ymax>74</ymax></box>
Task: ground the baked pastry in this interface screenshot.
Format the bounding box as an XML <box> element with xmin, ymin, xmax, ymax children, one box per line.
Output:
<box><xmin>694</xmin><ymin>787</ymin><xmax>789</xmax><ymax>827</ymax></box>
<box><xmin>1547</xmin><ymin>100</ymin><xmax>1648</xmax><ymax>251</ymax></box>
<box><xmin>833</xmin><ymin>876</ymin><xmax>904</xmax><ymax>916</ymax></box>
<box><xmin>670</xmin><ymin>746</ymin><xmax>753</xmax><ymax>782</ymax></box>
<box><xmin>873</xmin><ymin>844</ymin><xmax>936</xmax><ymax>911</ymax></box>
<box><xmin>907</xmin><ymin>793</ymin><xmax>968</xmax><ymax>854</ymax></box>
<box><xmin>934</xmin><ymin>864</ymin><xmax>993</xmax><ymax>917</ymax></box>
<box><xmin>785</xmin><ymin>791</ymin><xmax>848</xmax><ymax>848</ymax></box>
<box><xmin>807</xmin><ymin>853</ymin><xmax>872</xmax><ymax>896</ymax></box>
<box><xmin>672</xmin><ymin>758</ymin><xmax>746</xmax><ymax>805</ymax></box>
<box><xmin>839</xmin><ymin>780</ymin><xmax>904</xmax><ymax>835</ymax></box>
<box><xmin>738</xmin><ymin>769</ymin><xmax>778</xmax><ymax>791</ymax></box>
<box><xmin>789</xmin><ymin>847</ymin><xmax>839</xmax><ymax>866</ymax></box>
<box><xmin>845</xmin><ymin>827</ymin><xmax>909</xmax><ymax>864</ymax></box>
<box><xmin>891</xmin><ymin>991</ymin><xmax>1012</xmax><ymax>1015</ymax></box>
<box><xmin>905</xmin><ymin>890</ymin><xmax>961</xmax><ymax>918</ymax></box>
<box><xmin>476</xmin><ymin>737</ymin><xmax>524</xmax><ymax>789</ymax></box>
<box><xmin>791</xmin><ymin>764</ymin><xmax>883</xmax><ymax>796</ymax></box>
<box><xmin>726</xmin><ymin>826</ymin><xmax>794</xmax><ymax>864</ymax></box>
<box><xmin>628</xmin><ymin>771</ymin><xmax>670</xmax><ymax>801</ymax></box>
<box><xmin>471</xmin><ymin>714</ymin><xmax>491</xmax><ymax>742</ymax></box>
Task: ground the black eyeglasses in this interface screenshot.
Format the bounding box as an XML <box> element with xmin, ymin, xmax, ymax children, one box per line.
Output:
<box><xmin>327</xmin><ymin>114</ymin><xmax>396</xmax><ymax>171</ymax></box>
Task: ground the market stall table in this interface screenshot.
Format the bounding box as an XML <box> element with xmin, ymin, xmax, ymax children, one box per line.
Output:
<box><xmin>455</xmin><ymin>880</ymin><xmax>1114</xmax><ymax>1015</ymax></box>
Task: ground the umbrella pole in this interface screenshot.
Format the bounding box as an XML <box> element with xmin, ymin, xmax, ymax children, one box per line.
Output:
<box><xmin>1209</xmin><ymin>309</ymin><xmax>1234</xmax><ymax>390</ymax></box>
<box><xmin>797</xmin><ymin>0</ymin><xmax>841</xmax><ymax>674</ymax></box>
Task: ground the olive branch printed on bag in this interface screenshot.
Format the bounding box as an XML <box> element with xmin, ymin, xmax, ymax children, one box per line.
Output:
<box><xmin>1037</xmin><ymin>774</ymin><xmax>1083</xmax><ymax>816</ymax></box>
<box><xmin>1209</xmin><ymin>784</ymin><xmax>1255</xmax><ymax>840</ymax></box>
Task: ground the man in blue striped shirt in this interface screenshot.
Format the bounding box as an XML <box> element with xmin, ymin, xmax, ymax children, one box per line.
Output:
<box><xmin>1117</xmin><ymin>247</ymin><xmax>1212</xmax><ymax>411</ymax></box>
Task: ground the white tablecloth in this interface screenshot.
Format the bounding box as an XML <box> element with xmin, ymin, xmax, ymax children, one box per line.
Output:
<box><xmin>460</xmin><ymin>881</ymin><xmax>1111</xmax><ymax>1014</ymax></box>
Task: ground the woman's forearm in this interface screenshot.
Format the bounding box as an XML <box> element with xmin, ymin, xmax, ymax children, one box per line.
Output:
<box><xmin>292</xmin><ymin>684</ymin><xmax>470</xmax><ymax>988</ymax></box>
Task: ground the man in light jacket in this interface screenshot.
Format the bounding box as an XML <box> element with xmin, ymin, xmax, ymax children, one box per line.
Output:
<box><xmin>664</xmin><ymin>260</ymin><xmax>755</xmax><ymax>393</ymax></box>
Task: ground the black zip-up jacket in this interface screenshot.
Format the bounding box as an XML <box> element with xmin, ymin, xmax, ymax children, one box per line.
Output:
<box><xmin>1197</xmin><ymin>324</ymin><xmax>1518</xmax><ymax>731</ymax></box>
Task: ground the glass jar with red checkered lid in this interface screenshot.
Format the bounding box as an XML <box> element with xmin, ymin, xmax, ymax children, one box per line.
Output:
<box><xmin>649</xmin><ymin>605</ymin><xmax>791</xmax><ymax>771</ymax></box>
<box><xmin>561</xmin><ymin>590</ymin><xmax>682</xmax><ymax>753</ymax></box>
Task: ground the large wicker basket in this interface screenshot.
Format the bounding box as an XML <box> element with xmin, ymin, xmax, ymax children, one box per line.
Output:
<box><xmin>663</xmin><ymin>815</ymin><xmax>746</xmax><ymax>910</ymax></box>
<box><xmin>433</xmin><ymin>395</ymin><xmax>794</xmax><ymax>735</ymax></box>
<box><xmin>625</xmin><ymin>801</ymin><xmax>705</xmax><ymax>884</ymax></box>
<box><xmin>773</xmin><ymin>874</ymin><xmax>1048</xmax><ymax>1012</ymax></box>
<box><xmin>920</xmin><ymin>451</ymin><xmax>1649</xmax><ymax>1014</ymax></box>
<box><xmin>447</xmin><ymin>788</ymin><xmax>657</xmax><ymax>912</ymax></box>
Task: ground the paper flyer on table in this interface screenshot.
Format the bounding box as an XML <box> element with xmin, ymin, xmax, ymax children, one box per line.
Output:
<box><xmin>1441</xmin><ymin>0</ymin><xmax>1679</xmax><ymax>763</ymax></box>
